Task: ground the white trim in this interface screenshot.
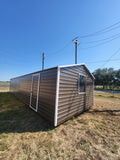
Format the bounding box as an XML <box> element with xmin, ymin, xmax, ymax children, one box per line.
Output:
<box><xmin>59</xmin><ymin>63</ymin><xmax>86</xmax><ymax>68</ymax></box>
<box><xmin>11</xmin><ymin>67</ymin><xmax>57</xmax><ymax>80</ymax></box>
<box><xmin>93</xmin><ymin>80</ymin><xmax>94</xmax><ymax>105</ymax></box>
<box><xmin>32</xmin><ymin>73</ymin><xmax>40</xmax><ymax>76</ymax></box>
<box><xmin>59</xmin><ymin>63</ymin><xmax>95</xmax><ymax>79</ymax></box>
<box><xmin>54</xmin><ymin>67</ymin><xmax>60</xmax><ymax>127</ymax></box>
<box><xmin>30</xmin><ymin>104</ymin><xmax>38</xmax><ymax>112</ymax></box>
<box><xmin>11</xmin><ymin>64</ymin><xmax>95</xmax><ymax>81</ymax></box>
<box><xmin>29</xmin><ymin>73</ymin><xmax>40</xmax><ymax>112</ymax></box>
<box><xmin>36</xmin><ymin>73</ymin><xmax>40</xmax><ymax>112</ymax></box>
<box><xmin>29</xmin><ymin>75</ymin><xmax>33</xmax><ymax>109</ymax></box>
<box><xmin>78</xmin><ymin>73</ymin><xmax>86</xmax><ymax>77</ymax></box>
<box><xmin>78</xmin><ymin>73</ymin><xmax>86</xmax><ymax>94</ymax></box>
<box><xmin>78</xmin><ymin>92</ymin><xmax>86</xmax><ymax>95</ymax></box>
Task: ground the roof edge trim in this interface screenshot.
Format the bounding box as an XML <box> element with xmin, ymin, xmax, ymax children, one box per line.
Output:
<box><xmin>59</xmin><ymin>63</ymin><xmax>95</xmax><ymax>79</ymax></box>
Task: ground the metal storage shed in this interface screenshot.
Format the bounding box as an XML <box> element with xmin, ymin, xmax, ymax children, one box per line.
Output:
<box><xmin>10</xmin><ymin>64</ymin><xmax>95</xmax><ymax>126</ymax></box>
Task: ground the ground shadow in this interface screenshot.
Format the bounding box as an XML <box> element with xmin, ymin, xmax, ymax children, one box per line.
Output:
<box><xmin>0</xmin><ymin>92</ymin><xmax>54</xmax><ymax>134</ymax></box>
<box><xmin>96</xmin><ymin>94</ymin><xmax>120</xmax><ymax>99</ymax></box>
<box><xmin>87</xmin><ymin>109</ymin><xmax>120</xmax><ymax>116</ymax></box>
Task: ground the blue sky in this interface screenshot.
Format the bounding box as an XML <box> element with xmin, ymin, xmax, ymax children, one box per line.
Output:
<box><xmin>0</xmin><ymin>0</ymin><xmax>120</xmax><ymax>81</ymax></box>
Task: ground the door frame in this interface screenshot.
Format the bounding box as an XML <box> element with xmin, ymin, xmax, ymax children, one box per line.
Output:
<box><xmin>29</xmin><ymin>73</ymin><xmax>40</xmax><ymax>112</ymax></box>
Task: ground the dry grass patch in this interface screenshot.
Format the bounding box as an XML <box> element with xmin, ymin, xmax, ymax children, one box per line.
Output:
<box><xmin>0</xmin><ymin>92</ymin><xmax>120</xmax><ymax>160</ymax></box>
<box><xmin>0</xmin><ymin>81</ymin><xmax>10</xmax><ymax>92</ymax></box>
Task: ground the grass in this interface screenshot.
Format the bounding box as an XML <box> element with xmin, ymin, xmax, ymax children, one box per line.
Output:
<box><xmin>95</xmin><ymin>85</ymin><xmax>120</xmax><ymax>91</ymax></box>
<box><xmin>0</xmin><ymin>81</ymin><xmax>10</xmax><ymax>85</ymax></box>
<box><xmin>0</xmin><ymin>81</ymin><xmax>10</xmax><ymax>92</ymax></box>
<box><xmin>0</xmin><ymin>91</ymin><xmax>120</xmax><ymax>160</ymax></box>
<box><xmin>95</xmin><ymin>91</ymin><xmax>120</xmax><ymax>99</ymax></box>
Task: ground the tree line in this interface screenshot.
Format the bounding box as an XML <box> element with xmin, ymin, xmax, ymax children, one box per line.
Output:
<box><xmin>92</xmin><ymin>68</ymin><xmax>120</xmax><ymax>90</ymax></box>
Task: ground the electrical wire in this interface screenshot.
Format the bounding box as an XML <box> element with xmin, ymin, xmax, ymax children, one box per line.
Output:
<box><xmin>77</xmin><ymin>20</ymin><xmax>120</xmax><ymax>38</ymax></box>
<box><xmin>100</xmin><ymin>47</ymin><xmax>120</xmax><ymax>68</ymax></box>
<box><xmin>81</xmin><ymin>33</ymin><xmax>120</xmax><ymax>44</ymax></box>
<box><xmin>80</xmin><ymin>35</ymin><xmax>120</xmax><ymax>49</ymax></box>
<box><xmin>86</xmin><ymin>59</ymin><xmax>120</xmax><ymax>64</ymax></box>
<box><xmin>45</xmin><ymin>21</ymin><xmax>120</xmax><ymax>56</ymax></box>
<box><xmin>47</xmin><ymin>21</ymin><xmax>120</xmax><ymax>55</ymax></box>
<box><xmin>80</xmin><ymin>25</ymin><xmax>120</xmax><ymax>38</ymax></box>
<box><xmin>47</xmin><ymin>40</ymin><xmax>72</xmax><ymax>56</ymax></box>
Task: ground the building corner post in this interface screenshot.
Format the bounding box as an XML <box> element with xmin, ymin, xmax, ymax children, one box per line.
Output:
<box><xmin>54</xmin><ymin>67</ymin><xmax>60</xmax><ymax>127</ymax></box>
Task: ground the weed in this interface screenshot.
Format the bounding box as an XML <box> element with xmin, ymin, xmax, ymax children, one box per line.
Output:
<box><xmin>111</xmin><ymin>145</ymin><xmax>119</xmax><ymax>154</ymax></box>
<box><xmin>81</xmin><ymin>125</ymin><xmax>88</xmax><ymax>130</ymax></box>
<box><xmin>76</xmin><ymin>141</ymin><xmax>91</xmax><ymax>155</ymax></box>
<box><xmin>0</xmin><ymin>141</ymin><xmax>7</xmax><ymax>151</ymax></box>
<box><xmin>77</xmin><ymin>119</ymin><xmax>88</xmax><ymax>125</ymax></box>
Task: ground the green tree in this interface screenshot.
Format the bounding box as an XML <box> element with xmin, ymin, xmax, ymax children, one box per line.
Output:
<box><xmin>93</xmin><ymin>68</ymin><xmax>119</xmax><ymax>90</ymax></box>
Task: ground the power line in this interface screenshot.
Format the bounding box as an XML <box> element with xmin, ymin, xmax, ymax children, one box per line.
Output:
<box><xmin>46</xmin><ymin>31</ymin><xmax>120</xmax><ymax>56</ymax></box>
<box><xmin>77</xmin><ymin>20</ymin><xmax>120</xmax><ymax>38</ymax></box>
<box><xmin>81</xmin><ymin>33</ymin><xmax>120</xmax><ymax>44</ymax></box>
<box><xmin>100</xmin><ymin>47</ymin><xmax>120</xmax><ymax>68</ymax></box>
<box><xmin>2</xmin><ymin>58</ymin><xmax>120</xmax><ymax>66</ymax></box>
<box><xmin>80</xmin><ymin>35</ymin><xmax>120</xmax><ymax>49</ymax></box>
<box><xmin>47</xmin><ymin>40</ymin><xmax>71</xmax><ymax>56</ymax></box>
<box><xmin>86</xmin><ymin>59</ymin><xmax>120</xmax><ymax>64</ymax></box>
<box><xmin>80</xmin><ymin>25</ymin><xmax>120</xmax><ymax>38</ymax></box>
<box><xmin>47</xmin><ymin>23</ymin><xmax>120</xmax><ymax>56</ymax></box>
<box><xmin>46</xmin><ymin>21</ymin><xmax>120</xmax><ymax>56</ymax></box>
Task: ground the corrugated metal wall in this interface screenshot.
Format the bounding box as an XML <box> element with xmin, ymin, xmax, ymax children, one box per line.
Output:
<box><xmin>10</xmin><ymin>68</ymin><xmax>57</xmax><ymax>125</ymax></box>
<box><xmin>57</xmin><ymin>65</ymin><xmax>94</xmax><ymax>125</ymax></box>
<box><xmin>30</xmin><ymin>74</ymin><xmax>40</xmax><ymax>111</ymax></box>
<box><xmin>10</xmin><ymin>64</ymin><xmax>94</xmax><ymax>126</ymax></box>
<box><xmin>37</xmin><ymin>68</ymin><xmax>57</xmax><ymax>124</ymax></box>
<box><xmin>10</xmin><ymin>74</ymin><xmax>32</xmax><ymax>105</ymax></box>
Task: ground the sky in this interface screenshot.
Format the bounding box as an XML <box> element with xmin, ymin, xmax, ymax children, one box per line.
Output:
<box><xmin>0</xmin><ymin>0</ymin><xmax>120</xmax><ymax>81</ymax></box>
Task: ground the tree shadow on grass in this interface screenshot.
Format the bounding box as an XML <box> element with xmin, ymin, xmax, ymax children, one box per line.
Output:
<box><xmin>96</xmin><ymin>94</ymin><xmax>120</xmax><ymax>100</ymax></box>
<box><xmin>0</xmin><ymin>92</ymin><xmax>54</xmax><ymax>134</ymax></box>
<box><xmin>86</xmin><ymin>109</ymin><xmax>120</xmax><ymax>116</ymax></box>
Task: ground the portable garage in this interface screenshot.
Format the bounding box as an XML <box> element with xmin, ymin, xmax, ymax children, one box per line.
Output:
<box><xmin>10</xmin><ymin>64</ymin><xmax>95</xmax><ymax>126</ymax></box>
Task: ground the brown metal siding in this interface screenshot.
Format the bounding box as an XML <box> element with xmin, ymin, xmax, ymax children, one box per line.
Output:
<box><xmin>57</xmin><ymin>65</ymin><xmax>94</xmax><ymax>125</ymax></box>
<box><xmin>37</xmin><ymin>68</ymin><xmax>57</xmax><ymax>124</ymax></box>
<box><xmin>10</xmin><ymin>74</ymin><xmax>32</xmax><ymax>105</ymax></box>
<box><xmin>10</xmin><ymin>67</ymin><xmax>57</xmax><ymax>125</ymax></box>
<box><xmin>30</xmin><ymin>74</ymin><xmax>40</xmax><ymax>110</ymax></box>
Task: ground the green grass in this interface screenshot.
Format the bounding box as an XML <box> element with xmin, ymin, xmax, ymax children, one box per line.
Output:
<box><xmin>0</xmin><ymin>93</ymin><xmax>52</xmax><ymax>134</ymax></box>
<box><xmin>0</xmin><ymin>92</ymin><xmax>120</xmax><ymax>160</ymax></box>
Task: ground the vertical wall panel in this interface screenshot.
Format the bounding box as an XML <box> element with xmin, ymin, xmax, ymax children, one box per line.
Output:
<box><xmin>57</xmin><ymin>65</ymin><xmax>94</xmax><ymax>125</ymax></box>
<box><xmin>37</xmin><ymin>68</ymin><xmax>57</xmax><ymax>124</ymax></box>
<box><xmin>30</xmin><ymin>74</ymin><xmax>40</xmax><ymax>110</ymax></box>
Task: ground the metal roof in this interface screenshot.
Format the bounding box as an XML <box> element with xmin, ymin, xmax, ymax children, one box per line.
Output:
<box><xmin>58</xmin><ymin>63</ymin><xmax>95</xmax><ymax>79</ymax></box>
<box><xmin>11</xmin><ymin>63</ymin><xmax>95</xmax><ymax>80</ymax></box>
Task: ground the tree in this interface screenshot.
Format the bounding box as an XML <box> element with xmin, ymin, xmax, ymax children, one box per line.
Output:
<box><xmin>92</xmin><ymin>68</ymin><xmax>120</xmax><ymax>90</ymax></box>
<box><xmin>116</xmin><ymin>69</ymin><xmax>120</xmax><ymax>86</ymax></box>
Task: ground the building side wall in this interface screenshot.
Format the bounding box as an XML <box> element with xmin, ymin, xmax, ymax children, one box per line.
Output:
<box><xmin>37</xmin><ymin>68</ymin><xmax>57</xmax><ymax>124</ymax></box>
<box><xmin>10</xmin><ymin>74</ymin><xmax>32</xmax><ymax>105</ymax></box>
<box><xmin>10</xmin><ymin>68</ymin><xmax>57</xmax><ymax>125</ymax></box>
<box><xmin>57</xmin><ymin>65</ymin><xmax>94</xmax><ymax>125</ymax></box>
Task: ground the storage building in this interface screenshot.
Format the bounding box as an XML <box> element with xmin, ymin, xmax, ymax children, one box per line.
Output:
<box><xmin>10</xmin><ymin>64</ymin><xmax>95</xmax><ymax>126</ymax></box>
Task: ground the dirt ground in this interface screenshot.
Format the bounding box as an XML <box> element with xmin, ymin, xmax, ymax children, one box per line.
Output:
<box><xmin>0</xmin><ymin>92</ymin><xmax>120</xmax><ymax>160</ymax></box>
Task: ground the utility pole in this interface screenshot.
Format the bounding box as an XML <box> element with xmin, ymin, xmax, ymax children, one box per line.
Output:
<box><xmin>72</xmin><ymin>38</ymin><xmax>80</xmax><ymax>64</ymax></box>
<box><xmin>42</xmin><ymin>52</ymin><xmax>45</xmax><ymax>70</ymax></box>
